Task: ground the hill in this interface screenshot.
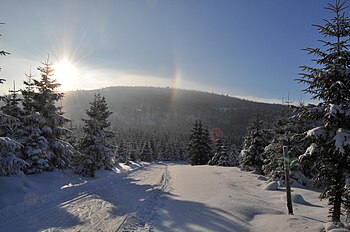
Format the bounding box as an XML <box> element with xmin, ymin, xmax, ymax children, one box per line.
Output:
<box><xmin>62</xmin><ymin>86</ymin><xmax>284</xmax><ymax>146</ymax></box>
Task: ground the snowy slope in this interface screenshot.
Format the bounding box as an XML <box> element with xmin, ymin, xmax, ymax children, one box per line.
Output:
<box><xmin>0</xmin><ymin>163</ymin><xmax>329</xmax><ymax>232</ymax></box>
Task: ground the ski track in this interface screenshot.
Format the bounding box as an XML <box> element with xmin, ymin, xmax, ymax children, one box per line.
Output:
<box><xmin>0</xmin><ymin>163</ymin><xmax>328</xmax><ymax>232</ymax></box>
<box><xmin>0</xmin><ymin>164</ymin><xmax>169</xmax><ymax>232</ymax></box>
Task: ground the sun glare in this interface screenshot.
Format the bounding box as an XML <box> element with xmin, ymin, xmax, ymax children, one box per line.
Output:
<box><xmin>54</xmin><ymin>59</ymin><xmax>78</xmax><ymax>91</ymax></box>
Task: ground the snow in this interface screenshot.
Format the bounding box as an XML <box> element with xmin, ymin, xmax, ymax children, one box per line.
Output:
<box><xmin>306</xmin><ymin>126</ymin><xmax>327</xmax><ymax>138</ymax></box>
<box><xmin>0</xmin><ymin>163</ymin><xmax>331</xmax><ymax>231</ymax></box>
<box><xmin>263</xmin><ymin>180</ymin><xmax>279</xmax><ymax>190</ymax></box>
<box><xmin>333</xmin><ymin>128</ymin><xmax>350</xmax><ymax>153</ymax></box>
<box><xmin>329</xmin><ymin>104</ymin><xmax>343</xmax><ymax>116</ymax></box>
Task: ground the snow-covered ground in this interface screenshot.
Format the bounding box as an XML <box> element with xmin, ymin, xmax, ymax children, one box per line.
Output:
<box><xmin>0</xmin><ymin>162</ymin><xmax>330</xmax><ymax>232</ymax></box>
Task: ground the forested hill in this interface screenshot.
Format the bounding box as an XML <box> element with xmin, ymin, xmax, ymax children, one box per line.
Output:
<box><xmin>62</xmin><ymin>86</ymin><xmax>284</xmax><ymax>143</ymax></box>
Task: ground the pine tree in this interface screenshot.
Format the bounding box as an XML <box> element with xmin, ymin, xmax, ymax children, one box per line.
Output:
<box><xmin>0</xmin><ymin>82</ymin><xmax>24</xmax><ymax>139</ymax></box>
<box><xmin>115</xmin><ymin>141</ymin><xmax>129</xmax><ymax>163</ymax></box>
<box><xmin>208</xmin><ymin>138</ymin><xmax>230</xmax><ymax>166</ymax></box>
<box><xmin>76</xmin><ymin>94</ymin><xmax>114</xmax><ymax>177</ymax></box>
<box><xmin>24</xmin><ymin>58</ymin><xmax>74</xmax><ymax>171</ymax></box>
<box><xmin>0</xmin><ymin>84</ymin><xmax>28</xmax><ymax>175</ymax></box>
<box><xmin>297</xmin><ymin>0</ymin><xmax>350</xmax><ymax>223</ymax></box>
<box><xmin>188</xmin><ymin>120</ymin><xmax>212</xmax><ymax>165</ymax></box>
<box><xmin>262</xmin><ymin>106</ymin><xmax>314</xmax><ymax>185</ymax></box>
<box><xmin>239</xmin><ymin>113</ymin><xmax>269</xmax><ymax>174</ymax></box>
<box><xmin>228</xmin><ymin>144</ymin><xmax>240</xmax><ymax>167</ymax></box>
<box><xmin>21</xmin><ymin>70</ymin><xmax>51</xmax><ymax>174</ymax></box>
<box><xmin>22</xmin><ymin>70</ymin><xmax>36</xmax><ymax>116</ymax></box>
<box><xmin>140</xmin><ymin>141</ymin><xmax>153</xmax><ymax>162</ymax></box>
<box><xmin>0</xmin><ymin>27</ymin><xmax>27</xmax><ymax>175</ymax></box>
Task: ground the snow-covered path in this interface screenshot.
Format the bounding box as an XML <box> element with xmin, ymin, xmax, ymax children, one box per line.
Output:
<box><xmin>0</xmin><ymin>163</ymin><xmax>328</xmax><ymax>232</ymax></box>
<box><xmin>0</xmin><ymin>164</ymin><xmax>169</xmax><ymax>232</ymax></box>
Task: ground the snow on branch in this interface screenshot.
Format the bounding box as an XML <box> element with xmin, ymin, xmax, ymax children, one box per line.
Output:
<box><xmin>333</xmin><ymin>128</ymin><xmax>350</xmax><ymax>154</ymax></box>
<box><xmin>328</xmin><ymin>104</ymin><xmax>343</xmax><ymax>116</ymax></box>
<box><xmin>306</xmin><ymin>126</ymin><xmax>328</xmax><ymax>138</ymax></box>
<box><xmin>299</xmin><ymin>143</ymin><xmax>317</xmax><ymax>160</ymax></box>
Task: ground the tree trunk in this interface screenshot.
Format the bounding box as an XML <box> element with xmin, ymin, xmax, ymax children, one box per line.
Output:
<box><xmin>332</xmin><ymin>189</ymin><xmax>342</xmax><ymax>222</ymax></box>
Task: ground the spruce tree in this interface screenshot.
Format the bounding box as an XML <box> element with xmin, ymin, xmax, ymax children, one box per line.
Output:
<box><xmin>75</xmin><ymin>94</ymin><xmax>114</xmax><ymax>176</ymax></box>
<box><xmin>0</xmin><ymin>28</ymin><xmax>27</xmax><ymax>175</ymax></box>
<box><xmin>239</xmin><ymin>113</ymin><xmax>269</xmax><ymax>174</ymax></box>
<box><xmin>25</xmin><ymin>58</ymin><xmax>74</xmax><ymax>171</ymax></box>
<box><xmin>228</xmin><ymin>144</ymin><xmax>240</xmax><ymax>167</ymax></box>
<box><xmin>140</xmin><ymin>141</ymin><xmax>153</xmax><ymax>162</ymax></box>
<box><xmin>188</xmin><ymin>120</ymin><xmax>212</xmax><ymax>165</ymax></box>
<box><xmin>208</xmin><ymin>138</ymin><xmax>230</xmax><ymax>166</ymax></box>
<box><xmin>297</xmin><ymin>0</ymin><xmax>350</xmax><ymax>223</ymax></box>
<box><xmin>115</xmin><ymin>141</ymin><xmax>129</xmax><ymax>163</ymax></box>
<box><xmin>262</xmin><ymin>106</ymin><xmax>313</xmax><ymax>185</ymax></box>
<box><xmin>0</xmin><ymin>82</ymin><xmax>24</xmax><ymax>139</ymax></box>
<box><xmin>21</xmin><ymin>71</ymin><xmax>51</xmax><ymax>174</ymax></box>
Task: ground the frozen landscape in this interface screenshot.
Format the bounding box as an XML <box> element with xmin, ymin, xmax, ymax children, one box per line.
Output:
<box><xmin>0</xmin><ymin>162</ymin><xmax>329</xmax><ymax>232</ymax></box>
<box><xmin>2</xmin><ymin>0</ymin><xmax>350</xmax><ymax>231</ymax></box>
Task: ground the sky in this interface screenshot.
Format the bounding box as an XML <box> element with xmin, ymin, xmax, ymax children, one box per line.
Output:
<box><xmin>0</xmin><ymin>0</ymin><xmax>339</xmax><ymax>103</ymax></box>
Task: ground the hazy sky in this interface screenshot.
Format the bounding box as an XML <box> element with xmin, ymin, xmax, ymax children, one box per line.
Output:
<box><xmin>0</xmin><ymin>0</ymin><xmax>336</xmax><ymax>103</ymax></box>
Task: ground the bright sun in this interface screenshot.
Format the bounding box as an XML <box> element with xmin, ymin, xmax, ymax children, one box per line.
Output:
<box><xmin>54</xmin><ymin>59</ymin><xmax>78</xmax><ymax>91</ymax></box>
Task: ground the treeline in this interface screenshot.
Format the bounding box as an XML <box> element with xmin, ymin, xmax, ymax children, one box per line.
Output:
<box><xmin>64</xmin><ymin>86</ymin><xmax>284</xmax><ymax>147</ymax></box>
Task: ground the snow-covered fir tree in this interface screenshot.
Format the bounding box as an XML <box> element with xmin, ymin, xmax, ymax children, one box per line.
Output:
<box><xmin>75</xmin><ymin>93</ymin><xmax>114</xmax><ymax>177</ymax></box>
<box><xmin>228</xmin><ymin>144</ymin><xmax>240</xmax><ymax>167</ymax></box>
<box><xmin>188</xmin><ymin>120</ymin><xmax>212</xmax><ymax>165</ymax></box>
<box><xmin>239</xmin><ymin>113</ymin><xmax>269</xmax><ymax>174</ymax></box>
<box><xmin>157</xmin><ymin>140</ymin><xmax>170</xmax><ymax>161</ymax></box>
<box><xmin>128</xmin><ymin>141</ymin><xmax>140</xmax><ymax>161</ymax></box>
<box><xmin>262</xmin><ymin>106</ymin><xmax>314</xmax><ymax>185</ymax></box>
<box><xmin>297</xmin><ymin>0</ymin><xmax>350</xmax><ymax>223</ymax></box>
<box><xmin>115</xmin><ymin>141</ymin><xmax>129</xmax><ymax>163</ymax></box>
<box><xmin>22</xmin><ymin>58</ymin><xmax>74</xmax><ymax>172</ymax></box>
<box><xmin>21</xmin><ymin>71</ymin><xmax>36</xmax><ymax>116</ymax></box>
<box><xmin>21</xmin><ymin>71</ymin><xmax>50</xmax><ymax>174</ymax></box>
<box><xmin>140</xmin><ymin>141</ymin><xmax>153</xmax><ymax>162</ymax></box>
<box><xmin>208</xmin><ymin>138</ymin><xmax>230</xmax><ymax>166</ymax></box>
<box><xmin>0</xmin><ymin>82</ymin><xmax>24</xmax><ymax>139</ymax></box>
<box><xmin>0</xmin><ymin>32</ymin><xmax>27</xmax><ymax>176</ymax></box>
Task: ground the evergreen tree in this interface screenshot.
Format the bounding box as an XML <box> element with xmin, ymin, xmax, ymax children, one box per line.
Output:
<box><xmin>208</xmin><ymin>138</ymin><xmax>230</xmax><ymax>166</ymax></box>
<box><xmin>262</xmin><ymin>106</ymin><xmax>314</xmax><ymax>185</ymax></box>
<box><xmin>140</xmin><ymin>141</ymin><xmax>153</xmax><ymax>162</ymax></box>
<box><xmin>157</xmin><ymin>140</ymin><xmax>167</xmax><ymax>161</ymax></box>
<box><xmin>75</xmin><ymin>94</ymin><xmax>114</xmax><ymax>177</ymax></box>
<box><xmin>188</xmin><ymin>120</ymin><xmax>212</xmax><ymax>165</ymax></box>
<box><xmin>0</xmin><ymin>85</ymin><xmax>28</xmax><ymax>175</ymax></box>
<box><xmin>21</xmin><ymin>70</ymin><xmax>51</xmax><ymax>174</ymax></box>
<box><xmin>239</xmin><ymin>113</ymin><xmax>269</xmax><ymax>174</ymax></box>
<box><xmin>297</xmin><ymin>0</ymin><xmax>350</xmax><ymax>223</ymax></box>
<box><xmin>228</xmin><ymin>144</ymin><xmax>240</xmax><ymax>167</ymax></box>
<box><xmin>0</xmin><ymin>82</ymin><xmax>24</xmax><ymax>139</ymax></box>
<box><xmin>23</xmin><ymin>58</ymin><xmax>74</xmax><ymax>171</ymax></box>
<box><xmin>115</xmin><ymin>141</ymin><xmax>129</xmax><ymax>163</ymax></box>
<box><xmin>0</xmin><ymin>27</ymin><xmax>27</xmax><ymax>175</ymax></box>
<box><xmin>22</xmin><ymin>71</ymin><xmax>36</xmax><ymax>116</ymax></box>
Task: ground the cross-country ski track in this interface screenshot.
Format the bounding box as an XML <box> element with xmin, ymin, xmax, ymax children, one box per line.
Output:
<box><xmin>0</xmin><ymin>163</ymin><xmax>329</xmax><ymax>232</ymax></box>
